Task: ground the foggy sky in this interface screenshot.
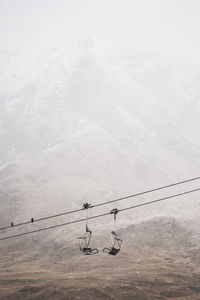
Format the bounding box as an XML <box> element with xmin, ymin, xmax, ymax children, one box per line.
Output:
<box><xmin>0</xmin><ymin>0</ymin><xmax>200</xmax><ymax>64</ymax></box>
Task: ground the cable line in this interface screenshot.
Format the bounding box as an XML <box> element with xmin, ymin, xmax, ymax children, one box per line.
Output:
<box><xmin>0</xmin><ymin>187</ymin><xmax>199</xmax><ymax>242</ymax></box>
<box><xmin>119</xmin><ymin>187</ymin><xmax>200</xmax><ymax>212</ymax></box>
<box><xmin>91</xmin><ymin>176</ymin><xmax>200</xmax><ymax>208</ymax></box>
<box><xmin>0</xmin><ymin>212</ymin><xmax>110</xmax><ymax>241</ymax></box>
<box><xmin>0</xmin><ymin>176</ymin><xmax>200</xmax><ymax>231</ymax></box>
<box><xmin>0</xmin><ymin>208</ymin><xmax>85</xmax><ymax>231</ymax></box>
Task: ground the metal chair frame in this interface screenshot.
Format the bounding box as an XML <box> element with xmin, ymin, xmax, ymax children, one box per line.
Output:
<box><xmin>103</xmin><ymin>209</ymin><xmax>122</xmax><ymax>256</ymax></box>
<box><xmin>78</xmin><ymin>203</ymin><xmax>99</xmax><ymax>255</ymax></box>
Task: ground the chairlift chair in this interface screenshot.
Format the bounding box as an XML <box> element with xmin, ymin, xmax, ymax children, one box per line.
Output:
<box><xmin>103</xmin><ymin>208</ymin><xmax>122</xmax><ymax>256</ymax></box>
<box><xmin>78</xmin><ymin>203</ymin><xmax>99</xmax><ymax>255</ymax></box>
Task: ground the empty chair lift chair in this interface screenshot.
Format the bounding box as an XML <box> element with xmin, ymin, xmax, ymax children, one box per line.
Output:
<box><xmin>78</xmin><ymin>203</ymin><xmax>98</xmax><ymax>255</ymax></box>
<box><xmin>103</xmin><ymin>208</ymin><xmax>122</xmax><ymax>255</ymax></box>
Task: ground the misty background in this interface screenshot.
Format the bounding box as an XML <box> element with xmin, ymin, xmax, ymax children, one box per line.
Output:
<box><xmin>0</xmin><ymin>0</ymin><xmax>200</xmax><ymax>235</ymax></box>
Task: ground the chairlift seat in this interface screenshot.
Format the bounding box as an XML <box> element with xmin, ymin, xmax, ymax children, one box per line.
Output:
<box><xmin>82</xmin><ymin>247</ymin><xmax>98</xmax><ymax>255</ymax></box>
<box><xmin>103</xmin><ymin>247</ymin><xmax>120</xmax><ymax>256</ymax></box>
<box><xmin>103</xmin><ymin>232</ymin><xmax>122</xmax><ymax>255</ymax></box>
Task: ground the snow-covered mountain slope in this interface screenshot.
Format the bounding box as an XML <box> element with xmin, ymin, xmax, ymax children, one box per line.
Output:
<box><xmin>0</xmin><ymin>45</ymin><xmax>200</xmax><ymax>228</ymax></box>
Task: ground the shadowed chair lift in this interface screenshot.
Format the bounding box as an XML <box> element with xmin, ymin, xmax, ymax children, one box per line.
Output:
<box><xmin>78</xmin><ymin>203</ymin><xmax>98</xmax><ymax>255</ymax></box>
<box><xmin>103</xmin><ymin>208</ymin><xmax>122</xmax><ymax>256</ymax></box>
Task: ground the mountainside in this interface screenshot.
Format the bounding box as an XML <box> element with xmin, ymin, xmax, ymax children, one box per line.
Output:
<box><xmin>0</xmin><ymin>216</ymin><xmax>200</xmax><ymax>299</ymax></box>
<box><xmin>1</xmin><ymin>1</ymin><xmax>200</xmax><ymax>299</ymax></box>
<box><xmin>1</xmin><ymin>46</ymin><xmax>200</xmax><ymax>229</ymax></box>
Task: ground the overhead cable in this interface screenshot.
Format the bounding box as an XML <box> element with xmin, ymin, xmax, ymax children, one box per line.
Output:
<box><xmin>0</xmin><ymin>176</ymin><xmax>200</xmax><ymax>231</ymax></box>
<box><xmin>0</xmin><ymin>187</ymin><xmax>199</xmax><ymax>241</ymax></box>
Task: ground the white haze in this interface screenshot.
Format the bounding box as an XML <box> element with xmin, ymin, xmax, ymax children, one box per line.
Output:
<box><xmin>0</xmin><ymin>0</ymin><xmax>200</xmax><ymax>229</ymax></box>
